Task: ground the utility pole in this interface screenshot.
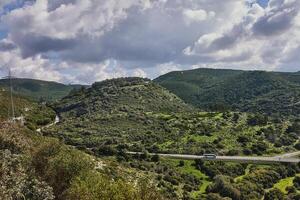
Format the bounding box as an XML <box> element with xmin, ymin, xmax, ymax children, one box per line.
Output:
<box><xmin>1</xmin><ymin>67</ymin><xmax>16</xmax><ymax>122</ymax></box>
<box><xmin>7</xmin><ymin>68</ymin><xmax>15</xmax><ymax>122</ymax></box>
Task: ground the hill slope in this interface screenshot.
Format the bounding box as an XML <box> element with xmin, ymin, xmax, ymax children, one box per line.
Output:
<box><xmin>55</xmin><ymin>77</ymin><xmax>191</xmax><ymax>117</ymax></box>
<box><xmin>0</xmin><ymin>78</ymin><xmax>83</xmax><ymax>101</ymax></box>
<box><xmin>45</xmin><ymin>77</ymin><xmax>299</xmax><ymax>156</ymax></box>
<box><xmin>154</xmin><ymin>68</ymin><xmax>300</xmax><ymax>116</ymax></box>
<box><xmin>44</xmin><ymin>77</ymin><xmax>300</xmax><ymax>199</ymax></box>
<box><xmin>0</xmin><ymin>90</ymin><xmax>56</xmax><ymax>129</ymax></box>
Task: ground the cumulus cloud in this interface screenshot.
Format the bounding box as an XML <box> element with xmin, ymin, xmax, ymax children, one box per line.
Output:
<box><xmin>185</xmin><ymin>0</ymin><xmax>300</xmax><ymax>70</ymax></box>
<box><xmin>0</xmin><ymin>0</ymin><xmax>299</xmax><ymax>83</ymax></box>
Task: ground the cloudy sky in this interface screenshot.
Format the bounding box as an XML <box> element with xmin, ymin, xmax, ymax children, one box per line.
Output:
<box><xmin>0</xmin><ymin>0</ymin><xmax>299</xmax><ymax>84</ymax></box>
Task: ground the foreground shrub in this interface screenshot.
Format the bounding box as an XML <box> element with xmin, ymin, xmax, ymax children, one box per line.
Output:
<box><xmin>66</xmin><ymin>171</ymin><xmax>164</xmax><ymax>200</ymax></box>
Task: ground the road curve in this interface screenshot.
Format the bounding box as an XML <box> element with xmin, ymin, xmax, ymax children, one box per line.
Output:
<box><xmin>275</xmin><ymin>151</ymin><xmax>300</xmax><ymax>158</ymax></box>
<box><xmin>36</xmin><ymin>115</ymin><xmax>60</xmax><ymax>132</ymax></box>
<box><xmin>127</xmin><ymin>152</ymin><xmax>300</xmax><ymax>164</ymax></box>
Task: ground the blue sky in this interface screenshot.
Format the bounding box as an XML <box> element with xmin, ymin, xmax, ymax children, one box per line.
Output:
<box><xmin>0</xmin><ymin>0</ymin><xmax>299</xmax><ymax>84</ymax></box>
<box><xmin>257</xmin><ymin>0</ymin><xmax>269</xmax><ymax>7</ymax></box>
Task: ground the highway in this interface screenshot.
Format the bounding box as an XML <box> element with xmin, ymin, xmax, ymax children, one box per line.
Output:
<box><xmin>127</xmin><ymin>152</ymin><xmax>300</xmax><ymax>164</ymax></box>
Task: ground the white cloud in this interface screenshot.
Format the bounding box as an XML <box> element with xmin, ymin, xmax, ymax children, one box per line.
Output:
<box><xmin>184</xmin><ymin>0</ymin><xmax>300</xmax><ymax>71</ymax></box>
<box><xmin>132</xmin><ymin>68</ymin><xmax>147</xmax><ymax>78</ymax></box>
<box><xmin>183</xmin><ymin>9</ymin><xmax>214</xmax><ymax>25</ymax></box>
<box><xmin>0</xmin><ymin>49</ymin><xmax>65</xmax><ymax>82</ymax></box>
<box><xmin>0</xmin><ymin>0</ymin><xmax>299</xmax><ymax>83</ymax></box>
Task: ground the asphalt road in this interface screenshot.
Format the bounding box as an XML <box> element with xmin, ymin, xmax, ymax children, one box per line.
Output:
<box><xmin>127</xmin><ymin>152</ymin><xmax>300</xmax><ymax>164</ymax></box>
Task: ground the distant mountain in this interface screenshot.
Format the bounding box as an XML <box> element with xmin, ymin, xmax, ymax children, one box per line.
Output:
<box><xmin>0</xmin><ymin>78</ymin><xmax>84</xmax><ymax>101</ymax></box>
<box><xmin>154</xmin><ymin>68</ymin><xmax>300</xmax><ymax>117</ymax></box>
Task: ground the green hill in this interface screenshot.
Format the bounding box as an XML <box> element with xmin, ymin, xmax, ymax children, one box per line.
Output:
<box><xmin>44</xmin><ymin>77</ymin><xmax>300</xmax><ymax>199</ymax></box>
<box><xmin>55</xmin><ymin>77</ymin><xmax>191</xmax><ymax>117</ymax></box>
<box><xmin>45</xmin><ymin>77</ymin><xmax>298</xmax><ymax>157</ymax></box>
<box><xmin>154</xmin><ymin>68</ymin><xmax>300</xmax><ymax>117</ymax></box>
<box><xmin>0</xmin><ymin>90</ymin><xmax>56</xmax><ymax>129</ymax></box>
<box><xmin>0</xmin><ymin>78</ymin><xmax>83</xmax><ymax>101</ymax></box>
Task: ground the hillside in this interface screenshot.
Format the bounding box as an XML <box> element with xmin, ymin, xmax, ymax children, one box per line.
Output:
<box><xmin>44</xmin><ymin>77</ymin><xmax>300</xmax><ymax>199</ymax></box>
<box><xmin>0</xmin><ymin>90</ymin><xmax>56</xmax><ymax>129</ymax></box>
<box><xmin>0</xmin><ymin>78</ymin><xmax>83</xmax><ymax>101</ymax></box>
<box><xmin>55</xmin><ymin>77</ymin><xmax>192</xmax><ymax>117</ymax></box>
<box><xmin>154</xmin><ymin>68</ymin><xmax>300</xmax><ymax>117</ymax></box>
<box><xmin>0</xmin><ymin>122</ymin><xmax>164</xmax><ymax>200</ymax></box>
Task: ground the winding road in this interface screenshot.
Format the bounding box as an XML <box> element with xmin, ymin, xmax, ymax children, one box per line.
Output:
<box><xmin>127</xmin><ymin>151</ymin><xmax>300</xmax><ymax>164</ymax></box>
<box><xmin>36</xmin><ymin>115</ymin><xmax>60</xmax><ymax>132</ymax></box>
<box><xmin>36</xmin><ymin>115</ymin><xmax>300</xmax><ymax>164</ymax></box>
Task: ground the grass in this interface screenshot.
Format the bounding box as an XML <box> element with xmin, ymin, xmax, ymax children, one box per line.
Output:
<box><xmin>190</xmin><ymin>180</ymin><xmax>212</xmax><ymax>199</ymax></box>
<box><xmin>273</xmin><ymin>177</ymin><xmax>294</xmax><ymax>194</ymax></box>
<box><xmin>267</xmin><ymin>173</ymin><xmax>300</xmax><ymax>194</ymax></box>
<box><xmin>163</xmin><ymin>159</ymin><xmax>208</xmax><ymax>179</ymax></box>
<box><xmin>234</xmin><ymin>164</ymin><xmax>252</xmax><ymax>183</ymax></box>
<box><xmin>162</xmin><ymin>159</ymin><xmax>211</xmax><ymax>199</ymax></box>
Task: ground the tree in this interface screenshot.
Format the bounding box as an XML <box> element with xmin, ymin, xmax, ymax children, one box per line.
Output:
<box><xmin>251</xmin><ymin>141</ymin><xmax>268</xmax><ymax>155</ymax></box>
<box><xmin>208</xmin><ymin>175</ymin><xmax>241</xmax><ymax>200</ymax></box>
<box><xmin>264</xmin><ymin>188</ymin><xmax>284</xmax><ymax>200</ymax></box>
<box><xmin>293</xmin><ymin>176</ymin><xmax>300</xmax><ymax>189</ymax></box>
<box><xmin>178</xmin><ymin>160</ymin><xmax>185</xmax><ymax>167</ymax></box>
<box><xmin>151</xmin><ymin>154</ymin><xmax>160</xmax><ymax>162</ymax></box>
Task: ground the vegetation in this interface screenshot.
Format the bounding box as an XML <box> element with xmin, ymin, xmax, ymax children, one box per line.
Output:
<box><xmin>46</xmin><ymin>79</ymin><xmax>300</xmax><ymax>155</ymax></box>
<box><xmin>155</xmin><ymin>68</ymin><xmax>300</xmax><ymax>117</ymax></box>
<box><xmin>0</xmin><ymin>90</ymin><xmax>56</xmax><ymax>129</ymax></box>
<box><xmin>40</xmin><ymin>77</ymin><xmax>300</xmax><ymax>199</ymax></box>
<box><xmin>0</xmin><ymin>78</ymin><xmax>83</xmax><ymax>101</ymax></box>
<box><xmin>2</xmin><ymin>75</ymin><xmax>300</xmax><ymax>199</ymax></box>
<box><xmin>0</xmin><ymin>122</ymin><xmax>165</xmax><ymax>200</ymax></box>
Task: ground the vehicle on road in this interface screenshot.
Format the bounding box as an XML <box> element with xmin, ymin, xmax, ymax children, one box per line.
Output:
<box><xmin>203</xmin><ymin>153</ymin><xmax>217</xmax><ymax>159</ymax></box>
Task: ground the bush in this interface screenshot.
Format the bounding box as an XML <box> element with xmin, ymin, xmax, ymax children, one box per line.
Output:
<box><xmin>96</xmin><ymin>145</ymin><xmax>117</xmax><ymax>156</ymax></box>
<box><xmin>0</xmin><ymin>150</ymin><xmax>54</xmax><ymax>200</ymax></box>
<box><xmin>32</xmin><ymin>139</ymin><xmax>93</xmax><ymax>198</ymax></box>
<box><xmin>264</xmin><ymin>188</ymin><xmax>284</xmax><ymax>200</ymax></box>
<box><xmin>178</xmin><ymin>160</ymin><xmax>185</xmax><ymax>167</ymax></box>
<box><xmin>45</xmin><ymin>148</ymin><xmax>94</xmax><ymax>197</ymax></box>
<box><xmin>207</xmin><ymin>175</ymin><xmax>241</xmax><ymax>200</ymax></box>
<box><xmin>151</xmin><ymin>154</ymin><xmax>160</xmax><ymax>162</ymax></box>
<box><xmin>66</xmin><ymin>172</ymin><xmax>163</xmax><ymax>200</ymax></box>
<box><xmin>293</xmin><ymin>176</ymin><xmax>300</xmax><ymax>189</ymax></box>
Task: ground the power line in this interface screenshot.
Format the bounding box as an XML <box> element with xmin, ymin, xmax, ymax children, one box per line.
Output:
<box><xmin>9</xmin><ymin>68</ymin><xmax>15</xmax><ymax>121</ymax></box>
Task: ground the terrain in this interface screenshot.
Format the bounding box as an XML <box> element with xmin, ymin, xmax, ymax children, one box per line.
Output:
<box><xmin>0</xmin><ymin>78</ymin><xmax>83</xmax><ymax>101</ymax></box>
<box><xmin>44</xmin><ymin>77</ymin><xmax>300</xmax><ymax>199</ymax></box>
<box><xmin>1</xmin><ymin>73</ymin><xmax>300</xmax><ymax>199</ymax></box>
<box><xmin>0</xmin><ymin>89</ymin><xmax>164</xmax><ymax>200</ymax></box>
<box><xmin>155</xmin><ymin>68</ymin><xmax>300</xmax><ymax>117</ymax></box>
<box><xmin>0</xmin><ymin>90</ymin><xmax>56</xmax><ymax>129</ymax></box>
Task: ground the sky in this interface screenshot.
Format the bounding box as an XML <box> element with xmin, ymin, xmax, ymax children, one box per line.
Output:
<box><xmin>0</xmin><ymin>0</ymin><xmax>299</xmax><ymax>84</ymax></box>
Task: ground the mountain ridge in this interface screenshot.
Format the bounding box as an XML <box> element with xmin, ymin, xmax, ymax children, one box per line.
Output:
<box><xmin>154</xmin><ymin>68</ymin><xmax>300</xmax><ymax>117</ymax></box>
<box><xmin>0</xmin><ymin>78</ymin><xmax>85</xmax><ymax>101</ymax></box>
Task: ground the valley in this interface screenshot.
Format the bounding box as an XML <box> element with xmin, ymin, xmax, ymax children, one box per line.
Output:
<box><xmin>1</xmin><ymin>70</ymin><xmax>300</xmax><ymax>200</ymax></box>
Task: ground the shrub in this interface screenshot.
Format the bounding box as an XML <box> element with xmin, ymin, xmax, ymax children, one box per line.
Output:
<box><xmin>66</xmin><ymin>172</ymin><xmax>163</xmax><ymax>200</ymax></box>
<box><xmin>264</xmin><ymin>188</ymin><xmax>284</xmax><ymax>200</ymax></box>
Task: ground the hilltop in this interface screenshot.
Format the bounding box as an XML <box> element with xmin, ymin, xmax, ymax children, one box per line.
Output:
<box><xmin>154</xmin><ymin>68</ymin><xmax>300</xmax><ymax>117</ymax></box>
<box><xmin>47</xmin><ymin>77</ymin><xmax>193</xmax><ymax>151</ymax></box>
<box><xmin>0</xmin><ymin>78</ymin><xmax>83</xmax><ymax>101</ymax></box>
<box><xmin>55</xmin><ymin>77</ymin><xmax>192</xmax><ymax>117</ymax></box>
